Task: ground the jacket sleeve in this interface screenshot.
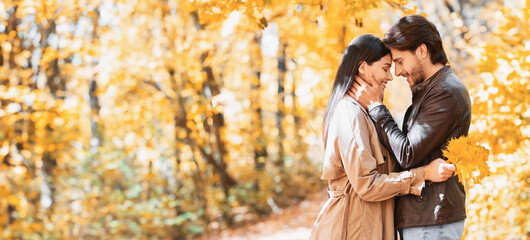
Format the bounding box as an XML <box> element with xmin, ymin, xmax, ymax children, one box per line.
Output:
<box><xmin>334</xmin><ymin>102</ymin><xmax>425</xmax><ymax>202</ymax></box>
<box><xmin>368</xmin><ymin>88</ymin><xmax>460</xmax><ymax>170</ymax></box>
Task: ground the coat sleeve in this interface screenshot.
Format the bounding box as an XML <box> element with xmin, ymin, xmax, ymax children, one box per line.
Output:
<box><xmin>333</xmin><ymin>101</ymin><xmax>425</xmax><ymax>202</ymax></box>
<box><xmin>368</xmin><ymin>88</ymin><xmax>460</xmax><ymax>169</ymax></box>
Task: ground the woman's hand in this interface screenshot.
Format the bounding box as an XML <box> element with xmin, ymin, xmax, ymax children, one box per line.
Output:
<box><xmin>424</xmin><ymin>158</ymin><xmax>455</xmax><ymax>182</ymax></box>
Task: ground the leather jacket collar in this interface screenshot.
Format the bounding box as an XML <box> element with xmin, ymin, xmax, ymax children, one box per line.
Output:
<box><xmin>411</xmin><ymin>66</ymin><xmax>450</xmax><ymax>96</ymax></box>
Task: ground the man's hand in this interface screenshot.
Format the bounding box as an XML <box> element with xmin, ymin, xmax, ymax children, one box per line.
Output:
<box><xmin>424</xmin><ymin>158</ymin><xmax>456</xmax><ymax>182</ymax></box>
<box><xmin>347</xmin><ymin>73</ymin><xmax>384</xmax><ymax>110</ymax></box>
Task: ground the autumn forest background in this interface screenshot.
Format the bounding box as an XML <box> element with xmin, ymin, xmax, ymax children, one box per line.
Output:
<box><xmin>0</xmin><ymin>0</ymin><xmax>528</xmax><ymax>239</ymax></box>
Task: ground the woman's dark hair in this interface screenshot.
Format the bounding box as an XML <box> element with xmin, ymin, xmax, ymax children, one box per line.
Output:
<box><xmin>323</xmin><ymin>34</ymin><xmax>390</xmax><ymax>144</ymax></box>
<box><xmin>383</xmin><ymin>15</ymin><xmax>448</xmax><ymax>65</ymax></box>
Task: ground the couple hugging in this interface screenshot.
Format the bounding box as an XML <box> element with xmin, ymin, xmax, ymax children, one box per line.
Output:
<box><xmin>310</xmin><ymin>15</ymin><xmax>471</xmax><ymax>240</ymax></box>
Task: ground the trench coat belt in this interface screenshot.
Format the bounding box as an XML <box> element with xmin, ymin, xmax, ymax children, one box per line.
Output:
<box><xmin>328</xmin><ymin>182</ymin><xmax>352</xmax><ymax>240</ymax></box>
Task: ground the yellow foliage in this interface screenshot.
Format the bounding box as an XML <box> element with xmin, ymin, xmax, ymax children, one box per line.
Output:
<box><xmin>463</xmin><ymin>1</ymin><xmax>529</xmax><ymax>238</ymax></box>
<box><xmin>7</xmin><ymin>195</ymin><xmax>20</xmax><ymax>206</ymax></box>
<box><xmin>29</xmin><ymin>222</ymin><xmax>43</xmax><ymax>231</ymax></box>
<box><xmin>464</xmin><ymin>147</ymin><xmax>530</xmax><ymax>239</ymax></box>
<box><xmin>443</xmin><ymin>136</ymin><xmax>491</xmax><ymax>188</ymax></box>
<box><xmin>0</xmin><ymin>0</ymin><xmax>526</xmax><ymax>239</ymax></box>
<box><xmin>39</xmin><ymin>47</ymin><xmax>59</xmax><ymax>67</ymax></box>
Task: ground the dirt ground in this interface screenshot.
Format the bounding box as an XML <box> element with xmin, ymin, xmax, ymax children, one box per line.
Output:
<box><xmin>194</xmin><ymin>190</ymin><xmax>328</xmax><ymax>240</ymax></box>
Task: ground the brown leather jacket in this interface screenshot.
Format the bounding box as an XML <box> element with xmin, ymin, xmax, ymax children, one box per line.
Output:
<box><xmin>368</xmin><ymin>66</ymin><xmax>471</xmax><ymax>229</ymax></box>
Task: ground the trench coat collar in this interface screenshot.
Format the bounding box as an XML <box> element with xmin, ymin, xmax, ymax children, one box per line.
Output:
<box><xmin>342</xmin><ymin>95</ymin><xmax>369</xmax><ymax>117</ymax></box>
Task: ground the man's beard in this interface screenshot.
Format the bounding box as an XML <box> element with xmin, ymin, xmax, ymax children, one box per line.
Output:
<box><xmin>410</xmin><ymin>58</ymin><xmax>425</xmax><ymax>85</ymax></box>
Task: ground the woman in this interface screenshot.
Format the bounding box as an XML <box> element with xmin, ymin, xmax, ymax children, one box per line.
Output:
<box><xmin>310</xmin><ymin>34</ymin><xmax>454</xmax><ymax>240</ymax></box>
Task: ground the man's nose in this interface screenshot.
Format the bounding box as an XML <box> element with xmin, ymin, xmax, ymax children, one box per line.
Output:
<box><xmin>395</xmin><ymin>65</ymin><xmax>404</xmax><ymax>76</ymax></box>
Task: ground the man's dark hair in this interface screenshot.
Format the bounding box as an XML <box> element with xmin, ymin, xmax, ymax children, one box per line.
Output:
<box><xmin>383</xmin><ymin>15</ymin><xmax>448</xmax><ymax>65</ymax></box>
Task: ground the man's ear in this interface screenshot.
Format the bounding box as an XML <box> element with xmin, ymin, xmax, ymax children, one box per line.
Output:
<box><xmin>416</xmin><ymin>43</ymin><xmax>428</xmax><ymax>59</ymax></box>
<box><xmin>358</xmin><ymin>61</ymin><xmax>367</xmax><ymax>75</ymax></box>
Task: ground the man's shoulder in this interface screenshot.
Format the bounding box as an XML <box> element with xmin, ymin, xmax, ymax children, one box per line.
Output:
<box><xmin>437</xmin><ymin>68</ymin><xmax>468</xmax><ymax>91</ymax></box>
<box><xmin>432</xmin><ymin>69</ymin><xmax>470</xmax><ymax>98</ymax></box>
<box><xmin>428</xmin><ymin>69</ymin><xmax>471</xmax><ymax>109</ymax></box>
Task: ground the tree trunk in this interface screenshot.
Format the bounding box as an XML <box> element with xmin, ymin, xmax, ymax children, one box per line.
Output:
<box><xmin>89</xmin><ymin>80</ymin><xmax>102</xmax><ymax>156</ymax></box>
<box><xmin>276</xmin><ymin>42</ymin><xmax>287</xmax><ymax>167</ymax></box>
<box><xmin>250</xmin><ymin>33</ymin><xmax>267</xmax><ymax>188</ymax></box>
<box><xmin>200</xmin><ymin>52</ymin><xmax>237</xmax><ymax>193</ymax></box>
<box><xmin>290</xmin><ymin>69</ymin><xmax>309</xmax><ymax>169</ymax></box>
<box><xmin>174</xmin><ymin>71</ymin><xmax>210</xmax><ymax>225</ymax></box>
<box><xmin>39</xmin><ymin>16</ymin><xmax>62</xmax><ymax>212</ymax></box>
<box><xmin>79</xmin><ymin>9</ymin><xmax>103</xmax><ymax>239</ymax></box>
<box><xmin>189</xmin><ymin>12</ymin><xmax>237</xmax><ymax>195</ymax></box>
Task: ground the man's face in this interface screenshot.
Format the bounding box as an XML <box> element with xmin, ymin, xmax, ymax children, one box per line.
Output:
<box><xmin>389</xmin><ymin>48</ymin><xmax>425</xmax><ymax>88</ymax></box>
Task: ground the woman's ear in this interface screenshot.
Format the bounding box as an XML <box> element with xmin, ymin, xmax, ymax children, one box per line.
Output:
<box><xmin>358</xmin><ymin>61</ymin><xmax>367</xmax><ymax>75</ymax></box>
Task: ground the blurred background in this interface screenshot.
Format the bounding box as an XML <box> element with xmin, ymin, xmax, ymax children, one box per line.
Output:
<box><xmin>0</xmin><ymin>0</ymin><xmax>528</xmax><ymax>239</ymax></box>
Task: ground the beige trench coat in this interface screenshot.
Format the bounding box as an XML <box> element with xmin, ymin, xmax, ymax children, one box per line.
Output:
<box><xmin>310</xmin><ymin>96</ymin><xmax>425</xmax><ymax>240</ymax></box>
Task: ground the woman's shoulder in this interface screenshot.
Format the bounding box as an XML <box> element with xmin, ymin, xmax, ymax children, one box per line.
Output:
<box><xmin>331</xmin><ymin>96</ymin><xmax>370</xmax><ymax>130</ymax></box>
<box><xmin>334</xmin><ymin>96</ymin><xmax>367</xmax><ymax>119</ymax></box>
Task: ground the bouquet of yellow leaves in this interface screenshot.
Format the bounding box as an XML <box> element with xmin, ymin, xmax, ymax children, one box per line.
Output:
<box><xmin>442</xmin><ymin>135</ymin><xmax>491</xmax><ymax>188</ymax></box>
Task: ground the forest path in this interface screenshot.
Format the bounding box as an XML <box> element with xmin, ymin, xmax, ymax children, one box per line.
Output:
<box><xmin>195</xmin><ymin>190</ymin><xmax>328</xmax><ymax>240</ymax></box>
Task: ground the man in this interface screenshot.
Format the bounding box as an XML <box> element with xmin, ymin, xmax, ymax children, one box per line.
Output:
<box><xmin>349</xmin><ymin>15</ymin><xmax>471</xmax><ymax>239</ymax></box>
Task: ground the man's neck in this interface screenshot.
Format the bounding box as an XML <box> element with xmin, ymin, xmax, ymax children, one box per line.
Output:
<box><xmin>424</xmin><ymin>63</ymin><xmax>445</xmax><ymax>80</ymax></box>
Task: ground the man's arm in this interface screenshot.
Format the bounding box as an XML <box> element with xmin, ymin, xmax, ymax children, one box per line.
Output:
<box><xmin>369</xmin><ymin>89</ymin><xmax>460</xmax><ymax>169</ymax></box>
<box><xmin>348</xmin><ymin>75</ymin><xmax>461</xmax><ymax>169</ymax></box>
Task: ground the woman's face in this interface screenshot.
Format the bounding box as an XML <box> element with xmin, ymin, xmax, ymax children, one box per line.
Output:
<box><xmin>362</xmin><ymin>54</ymin><xmax>393</xmax><ymax>89</ymax></box>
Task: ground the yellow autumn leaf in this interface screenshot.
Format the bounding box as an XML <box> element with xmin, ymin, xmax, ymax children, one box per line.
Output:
<box><xmin>29</xmin><ymin>222</ymin><xmax>43</xmax><ymax>231</ymax></box>
<box><xmin>40</xmin><ymin>46</ymin><xmax>59</xmax><ymax>66</ymax></box>
<box><xmin>7</xmin><ymin>195</ymin><xmax>20</xmax><ymax>205</ymax></box>
<box><xmin>442</xmin><ymin>135</ymin><xmax>492</xmax><ymax>188</ymax></box>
